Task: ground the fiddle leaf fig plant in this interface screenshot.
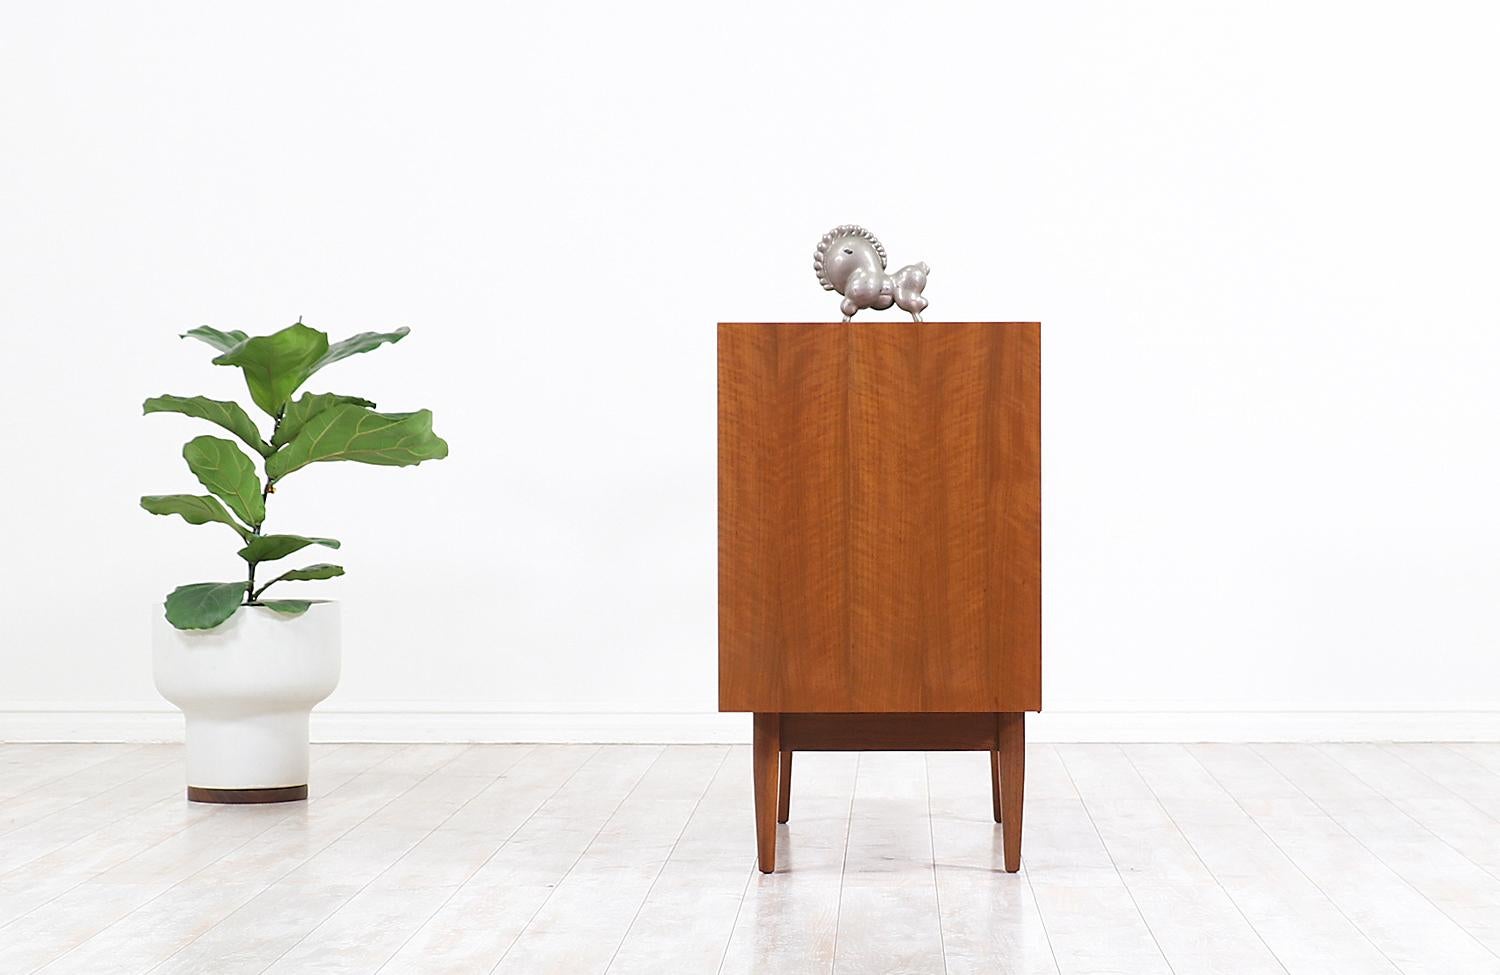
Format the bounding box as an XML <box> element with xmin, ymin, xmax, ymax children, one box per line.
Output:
<box><xmin>143</xmin><ymin>321</ymin><xmax>448</xmax><ymax>630</ymax></box>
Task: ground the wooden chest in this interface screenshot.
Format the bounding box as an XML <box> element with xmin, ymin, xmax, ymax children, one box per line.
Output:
<box><xmin>718</xmin><ymin>322</ymin><xmax>1041</xmax><ymax>872</ymax></box>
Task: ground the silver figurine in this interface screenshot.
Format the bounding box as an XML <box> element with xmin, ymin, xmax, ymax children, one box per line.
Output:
<box><xmin>813</xmin><ymin>225</ymin><xmax>930</xmax><ymax>321</ymax></box>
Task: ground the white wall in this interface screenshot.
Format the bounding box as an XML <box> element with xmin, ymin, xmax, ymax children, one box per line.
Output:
<box><xmin>3</xmin><ymin>2</ymin><xmax>1498</xmax><ymax>741</ymax></box>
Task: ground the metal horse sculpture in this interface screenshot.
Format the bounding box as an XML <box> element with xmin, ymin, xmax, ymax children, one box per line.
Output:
<box><xmin>813</xmin><ymin>225</ymin><xmax>930</xmax><ymax>321</ymax></box>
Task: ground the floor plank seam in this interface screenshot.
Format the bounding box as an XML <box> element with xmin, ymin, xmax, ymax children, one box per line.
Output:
<box><xmin>140</xmin><ymin>744</ymin><xmax>460</xmax><ymax>973</ymax></box>
<box><xmin>827</xmin><ymin>752</ymin><xmax>860</xmax><ymax>975</ymax></box>
<box><xmin>11</xmin><ymin>744</ymin><xmax>1500</xmax><ymax>975</ymax></box>
<box><xmin>1317</xmin><ymin>743</ymin><xmax>1500</xmax><ymax>885</ymax></box>
<box><xmin>0</xmin><ymin>744</ymin><xmax>147</xmax><ymax>813</ymax></box>
<box><xmin>922</xmin><ymin>754</ymin><xmax>950</xmax><ymax>975</ymax></box>
<box><xmin>1184</xmin><ymin>745</ymin><xmax>1407</xmax><ymax>975</ymax></box>
<box><xmin>39</xmin><ymin>746</ymin><xmax>403</xmax><ymax>972</ymax></box>
<box><xmin>712</xmin><ymin>860</ymin><xmax>758</xmax><ymax>975</ymax></box>
<box><xmin>1441</xmin><ymin>743</ymin><xmax>1500</xmax><ymax>777</ymax></box>
<box><xmin>1</xmin><ymin>745</ymin><xmax>371</xmax><ymax>965</ymax></box>
<box><xmin>260</xmin><ymin>743</ymin><xmax>540</xmax><ymax>973</ymax></box>
<box><xmin>0</xmin><ymin>746</ymin><xmax>181</xmax><ymax>845</ymax></box>
<box><xmin>371</xmin><ymin>744</ymin><xmax>601</xmax><ymax>974</ymax></box>
<box><xmin>1255</xmin><ymin>744</ymin><xmax>1500</xmax><ymax>964</ymax></box>
<box><xmin>1120</xmin><ymin>745</ymin><xmax>1292</xmax><ymax>975</ymax></box>
<box><xmin>485</xmin><ymin>745</ymin><xmax>669</xmax><ymax>974</ymax></box>
<box><xmin>1380</xmin><ymin>743</ymin><xmax>1500</xmax><ymax>826</ymax></box>
<box><xmin>1</xmin><ymin>800</ymin><xmax>229</xmax><ymax>936</ymax></box>
<box><xmin>1019</xmin><ymin>849</ymin><xmax>1062</xmax><ymax>973</ymax></box>
<box><xmin>1018</xmin><ymin>745</ymin><xmax>1064</xmax><ymax>975</ymax></box>
<box><xmin>603</xmin><ymin>745</ymin><xmax>732</xmax><ymax>974</ymax></box>
<box><xmin>1055</xmin><ymin>745</ymin><xmax>1180</xmax><ymax>975</ymax></box>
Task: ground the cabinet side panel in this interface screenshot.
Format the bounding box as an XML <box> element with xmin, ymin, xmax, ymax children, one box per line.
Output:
<box><xmin>849</xmin><ymin>324</ymin><xmax>1008</xmax><ymax>711</ymax></box>
<box><xmin>719</xmin><ymin>324</ymin><xmax>851</xmax><ymax>710</ymax></box>
<box><xmin>847</xmin><ymin>326</ymin><xmax>926</xmax><ymax>709</ymax></box>
<box><xmin>775</xmin><ymin>327</ymin><xmax>852</xmax><ymax>708</ymax></box>
<box><xmin>918</xmin><ymin>326</ymin><xmax>997</xmax><ymax>709</ymax></box>
<box><xmin>721</xmin><ymin>323</ymin><xmax>1039</xmax><ymax>713</ymax></box>
<box><xmin>986</xmin><ymin>325</ymin><xmax>1042</xmax><ymax>710</ymax></box>
<box><xmin>719</xmin><ymin>324</ymin><xmax>777</xmax><ymax>710</ymax></box>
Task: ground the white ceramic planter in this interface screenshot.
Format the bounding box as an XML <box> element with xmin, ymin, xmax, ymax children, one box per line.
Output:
<box><xmin>153</xmin><ymin>602</ymin><xmax>340</xmax><ymax>803</ymax></box>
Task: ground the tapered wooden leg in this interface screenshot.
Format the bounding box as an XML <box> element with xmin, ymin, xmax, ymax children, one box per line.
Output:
<box><xmin>989</xmin><ymin>748</ymin><xmax>1002</xmax><ymax>822</ymax></box>
<box><xmin>753</xmin><ymin>713</ymin><xmax>781</xmax><ymax>873</ymax></box>
<box><xmin>777</xmin><ymin>750</ymin><xmax>793</xmax><ymax>823</ymax></box>
<box><xmin>997</xmin><ymin>711</ymin><xmax>1025</xmax><ymax>872</ymax></box>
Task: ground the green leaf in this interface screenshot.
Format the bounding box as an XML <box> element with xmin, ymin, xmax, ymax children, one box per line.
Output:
<box><xmin>258</xmin><ymin>599</ymin><xmax>315</xmax><ymax>617</ymax></box>
<box><xmin>272</xmin><ymin>393</ymin><xmax>377</xmax><ymax>449</ymax></box>
<box><xmin>238</xmin><ymin>534</ymin><xmax>340</xmax><ymax>564</ymax></box>
<box><xmin>269</xmin><ymin>562</ymin><xmax>345</xmax><ymax>583</ymax></box>
<box><xmin>181</xmin><ymin>326</ymin><xmax>249</xmax><ymax>353</ymax></box>
<box><xmin>308</xmin><ymin>327</ymin><xmax>409</xmax><ymax>377</ymax></box>
<box><xmin>182</xmin><ymin>435</ymin><xmax>265</xmax><ymax>527</ymax></box>
<box><xmin>211</xmin><ymin>323</ymin><xmax>329</xmax><ymax>417</ymax></box>
<box><xmin>164</xmin><ymin>582</ymin><xmax>247</xmax><ymax>630</ymax></box>
<box><xmin>140</xmin><ymin>494</ymin><xmax>253</xmax><ymax>541</ymax></box>
<box><xmin>266</xmin><ymin>405</ymin><xmax>448</xmax><ymax>479</ymax></box>
<box><xmin>254</xmin><ymin>563</ymin><xmax>344</xmax><ymax>599</ymax></box>
<box><xmin>144</xmin><ymin>395</ymin><xmax>271</xmax><ymax>457</ymax></box>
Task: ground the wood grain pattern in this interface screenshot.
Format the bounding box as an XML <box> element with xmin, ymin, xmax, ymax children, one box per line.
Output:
<box><xmin>997</xmin><ymin>712</ymin><xmax>1025</xmax><ymax>872</ymax></box>
<box><xmin>718</xmin><ymin>322</ymin><xmax>1040</xmax><ymax>713</ymax></box>
<box><xmin>752</xmin><ymin>712</ymin><xmax>780</xmax><ymax>873</ymax></box>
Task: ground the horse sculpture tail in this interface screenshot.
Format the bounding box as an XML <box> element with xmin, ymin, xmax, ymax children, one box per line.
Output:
<box><xmin>892</xmin><ymin>262</ymin><xmax>930</xmax><ymax>321</ymax></box>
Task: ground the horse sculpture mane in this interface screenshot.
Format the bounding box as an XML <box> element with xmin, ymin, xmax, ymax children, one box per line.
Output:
<box><xmin>814</xmin><ymin>225</ymin><xmax>887</xmax><ymax>292</ymax></box>
<box><xmin>812</xmin><ymin>224</ymin><xmax>930</xmax><ymax>321</ymax></box>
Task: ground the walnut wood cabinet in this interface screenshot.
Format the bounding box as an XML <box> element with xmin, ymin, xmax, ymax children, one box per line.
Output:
<box><xmin>718</xmin><ymin>322</ymin><xmax>1041</xmax><ymax>873</ymax></box>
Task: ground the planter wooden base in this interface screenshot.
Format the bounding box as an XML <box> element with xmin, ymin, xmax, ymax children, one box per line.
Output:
<box><xmin>753</xmin><ymin>711</ymin><xmax>1025</xmax><ymax>874</ymax></box>
<box><xmin>186</xmin><ymin>784</ymin><xmax>308</xmax><ymax>804</ymax></box>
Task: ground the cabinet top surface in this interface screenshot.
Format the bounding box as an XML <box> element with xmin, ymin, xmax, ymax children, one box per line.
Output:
<box><xmin>718</xmin><ymin>321</ymin><xmax>1040</xmax><ymax>328</ymax></box>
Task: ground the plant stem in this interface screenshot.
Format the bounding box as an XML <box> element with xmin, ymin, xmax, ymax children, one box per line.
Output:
<box><xmin>246</xmin><ymin>407</ymin><xmax>286</xmax><ymax>606</ymax></box>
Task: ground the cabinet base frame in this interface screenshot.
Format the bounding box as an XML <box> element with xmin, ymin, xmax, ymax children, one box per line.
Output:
<box><xmin>751</xmin><ymin>711</ymin><xmax>1026</xmax><ymax>873</ymax></box>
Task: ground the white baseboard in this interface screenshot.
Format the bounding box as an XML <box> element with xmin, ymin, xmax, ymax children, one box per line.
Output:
<box><xmin>4</xmin><ymin>704</ymin><xmax>1500</xmax><ymax>743</ymax></box>
<box><xmin>1031</xmin><ymin>710</ymin><xmax>1500</xmax><ymax>743</ymax></box>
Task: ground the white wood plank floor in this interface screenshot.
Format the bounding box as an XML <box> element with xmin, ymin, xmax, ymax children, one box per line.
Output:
<box><xmin>3</xmin><ymin>744</ymin><xmax>1500</xmax><ymax>973</ymax></box>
